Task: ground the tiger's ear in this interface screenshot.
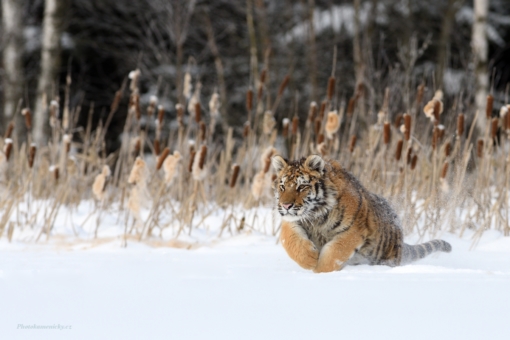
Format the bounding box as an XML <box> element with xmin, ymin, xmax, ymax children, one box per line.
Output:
<box><xmin>304</xmin><ymin>154</ymin><xmax>325</xmax><ymax>173</ymax></box>
<box><xmin>271</xmin><ymin>155</ymin><xmax>288</xmax><ymax>173</ymax></box>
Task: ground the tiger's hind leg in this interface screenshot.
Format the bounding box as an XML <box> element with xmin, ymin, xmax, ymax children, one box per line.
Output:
<box><xmin>280</xmin><ymin>221</ymin><xmax>319</xmax><ymax>270</ymax></box>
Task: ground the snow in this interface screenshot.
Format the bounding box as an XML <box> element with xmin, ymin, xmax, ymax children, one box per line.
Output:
<box><xmin>1</xmin><ymin>202</ymin><xmax>510</xmax><ymax>340</ymax></box>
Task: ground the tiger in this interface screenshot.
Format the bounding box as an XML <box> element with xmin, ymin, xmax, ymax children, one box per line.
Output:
<box><xmin>271</xmin><ymin>154</ymin><xmax>452</xmax><ymax>273</ymax></box>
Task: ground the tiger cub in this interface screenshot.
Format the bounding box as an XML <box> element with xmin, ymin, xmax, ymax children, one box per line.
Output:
<box><xmin>271</xmin><ymin>154</ymin><xmax>451</xmax><ymax>273</ymax></box>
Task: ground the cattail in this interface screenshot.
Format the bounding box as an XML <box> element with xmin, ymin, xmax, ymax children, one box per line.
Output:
<box><xmin>457</xmin><ymin>114</ymin><xmax>465</xmax><ymax>137</ymax></box>
<box><xmin>147</xmin><ymin>96</ymin><xmax>158</xmax><ymax>117</ymax></box>
<box><xmin>263</xmin><ymin>110</ymin><xmax>276</xmax><ymax>134</ymax></box>
<box><xmin>131</xmin><ymin>92</ymin><xmax>141</xmax><ymax>120</ymax></box>
<box><xmin>188</xmin><ymin>82</ymin><xmax>202</xmax><ymax>119</ymax></box>
<box><xmin>209</xmin><ymin>92</ymin><xmax>221</xmax><ymax>118</ymax></box>
<box><xmin>403</xmin><ymin>114</ymin><xmax>411</xmax><ymax>141</ymax></box>
<box><xmin>411</xmin><ymin>155</ymin><xmax>418</xmax><ymax>170</ymax></box>
<box><xmin>314</xmin><ymin>118</ymin><xmax>322</xmax><ymax>136</ymax></box>
<box><xmin>260</xmin><ymin>68</ymin><xmax>267</xmax><ymax>84</ymax></box>
<box><xmin>243</xmin><ymin>121</ymin><xmax>250</xmax><ymax>138</ymax></box>
<box><xmin>246</xmin><ymin>88</ymin><xmax>253</xmax><ymax>112</ymax></box>
<box><xmin>423</xmin><ymin>91</ymin><xmax>443</xmax><ymax>122</ymax></box>
<box><xmin>395</xmin><ymin>139</ymin><xmax>403</xmax><ymax>161</ymax></box>
<box><xmin>199</xmin><ymin>121</ymin><xmax>207</xmax><ymax>141</ymax></box>
<box><xmin>327</xmin><ymin>76</ymin><xmax>335</xmax><ymax>101</ymax></box>
<box><xmin>4</xmin><ymin>139</ymin><xmax>12</xmax><ymax>161</ymax></box>
<box><xmin>406</xmin><ymin>147</ymin><xmax>412</xmax><ymax>165</ymax></box>
<box><xmin>382</xmin><ymin>87</ymin><xmax>390</xmax><ymax>112</ymax></box>
<box><xmin>4</xmin><ymin>122</ymin><xmax>14</xmax><ymax>138</ymax></box>
<box><xmin>251</xmin><ymin>171</ymin><xmax>266</xmax><ymax>200</ymax></box>
<box><xmin>349</xmin><ymin>135</ymin><xmax>357</xmax><ymax>153</ymax></box>
<box><xmin>53</xmin><ymin>166</ymin><xmax>59</xmax><ymax>181</ymax></box>
<box><xmin>394</xmin><ymin>114</ymin><xmax>403</xmax><ymax>129</ymax></box>
<box><xmin>491</xmin><ymin>117</ymin><xmax>498</xmax><ymax>139</ymax></box>
<box><xmin>163</xmin><ymin>151</ymin><xmax>181</xmax><ymax>185</ymax></box>
<box><xmin>92</xmin><ymin>165</ymin><xmax>111</xmax><ymax>200</ymax></box>
<box><xmin>111</xmin><ymin>90</ymin><xmax>122</xmax><ymax>113</ymax></box>
<box><xmin>308</xmin><ymin>102</ymin><xmax>317</xmax><ymax>123</ymax></box>
<box><xmin>132</xmin><ymin>137</ymin><xmax>141</xmax><ymax>155</ymax></box>
<box><xmin>257</xmin><ymin>83</ymin><xmax>264</xmax><ymax>101</ymax></box>
<box><xmin>317</xmin><ymin>142</ymin><xmax>327</xmax><ymax>156</ymax></box>
<box><xmin>355</xmin><ymin>82</ymin><xmax>365</xmax><ymax>99</ymax></box>
<box><xmin>347</xmin><ymin>97</ymin><xmax>355</xmax><ymax>116</ymax></box>
<box><xmin>416</xmin><ymin>83</ymin><xmax>425</xmax><ymax>106</ymax></box>
<box><xmin>433</xmin><ymin>100</ymin><xmax>441</xmax><ymax>123</ymax></box>
<box><xmin>325</xmin><ymin>110</ymin><xmax>340</xmax><ymax>139</ymax></box>
<box><xmin>154</xmin><ymin>140</ymin><xmax>160</xmax><ymax>157</ymax></box>
<box><xmin>317</xmin><ymin>133</ymin><xmax>324</xmax><ymax>145</ymax></box>
<box><xmin>278</xmin><ymin>75</ymin><xmax>290</xmax><ymax>96</ymax></box>
<box><xmin>28</xmin><ymin>144</ymin><xmax>36</xmax><ymax>168</ymax></box>
<box><xmin>63</xmin><ymin>134</ymin><xmax>71</xmax><ymax>153</ymax></box>
<box><xmin>129</xmin><ymin>69</ymin><xmax>141</xmax><ymax>91</ymax></box>
<box><xmin>188</xmin><ymin>150</ymin><xmax>196</xmax><ymax>173</ymax></box>
<box><xmin>156</xmin><ymin>147</ymin><xmax>170</xmax><ymax>170</ymax></box>
<box><xmin>441</xmin><ymin>161</ymin><xmax>449</xmax><ymax>179</ymax></box>
<box><xmin>128</xmin><ymin>157</ymin><xmax>147</xmax><ymax>185</ymax></box>
<box><xmin>437</xmin><ymin>125</ymin><xmax>445</xmax><ymax>140</ymax></box>
<box><xmin>432</xmin><ymin>126</ymin><xmax>439</xmax><ymax>150</ymax></box>
<box><xmin>444</xmin><ymin>142</ymin><xmax>451</xmax><ymax>158</ymax></box>
<box><xmin>319</xmin><ymin>101</ymin><xmax>326</xmax><ymax>121</ymax></box>
<box><xmin>157</xmin><ymin>105</ymin><xmax>165</xmax><ymax>126</ymax></box>
<box><xmin>486</xmin><ymin>94</ymin><xmax>493</xmax><ymax>119</ymax></box>
<box><xmin>176</xmin><ymin>103</ymin><xmax>184</xmax><ymax>120</ymax></box>
<box><xmin>192</xmin><ymin>145</ymin><xmax>208</xmax><ymax>180</ymax></box>
<box><xmin>282</xmin><ymin>118</ymin><xmax>290</xmax><ymax>138</ymax></box>
<box><xmin>291</xmin><ymin>116</ymin><xmax>299</xmax><ymax>136</ymax></box>
<box><xmin>194</xmin><ymin>102</ymin><xmax>201</xmax><ymax>123</ymax></box>
<box><xmin>21</xmin><ymin>108</ymin><xmax>32</xmax><ymax>130</ymax></box>
<box><xmin>383</xmin><ymin>122</ymin><xmax>391</xmax><ymax>145</ymax></box>
<box><xmin>230</xmin><ymin>164</ymin><xmax>240</xmax><ymax>188</ymax></box>
<box><xmin>261</xmin><ymin>147</ymin><xmax>277</xmax><ymax>173</ymax></box>
<box><xmin>183</xmin><ymin>71</ymin><xmax>192</xmax><ymax>99</ymax></box>
<box><xmin>477</xmin><ymin>139</ymin><xmax>484</xmax><ymax>158</ymax></box>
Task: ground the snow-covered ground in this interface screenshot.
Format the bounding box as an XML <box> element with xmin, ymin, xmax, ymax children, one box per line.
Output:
<box><xmin>1</xmin><ymin>205</ymin><xmax>510</xmax><ymax>340</ymax></box>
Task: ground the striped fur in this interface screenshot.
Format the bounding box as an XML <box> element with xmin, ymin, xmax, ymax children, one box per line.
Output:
<box><xmin>272</xmin><ymin>155</ymin><xmax>452</xmax><ymax>273</ymax></box>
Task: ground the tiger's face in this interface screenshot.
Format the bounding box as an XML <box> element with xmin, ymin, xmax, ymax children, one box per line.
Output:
<box><xmin>272</xmin><ymin>155</ymin><xmax>332</xmax><ymax>222</ymax></box>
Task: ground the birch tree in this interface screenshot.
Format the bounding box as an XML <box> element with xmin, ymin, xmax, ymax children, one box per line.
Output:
<box><xmin>472</xmin><ymin>0</ymin><xmax>489</xmax><ymax>129</ymax></box>
<box><xmin>1</xmin><ymin>0</ymin><xmax>24</xmax><ymax>136</ymax></box>
<box><xmin>33</xmin><ymin>0</ymin><xmax>69</xmax><ymax>144</ymax></box>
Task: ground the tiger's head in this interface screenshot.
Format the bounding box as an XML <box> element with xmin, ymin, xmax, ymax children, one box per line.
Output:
<box><xmin>271</xmin><ymin>154</ymin><xmax>335</xmax><ymax>222</ymax></box>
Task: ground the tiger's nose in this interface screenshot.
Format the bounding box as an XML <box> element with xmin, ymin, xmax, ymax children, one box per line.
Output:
<box><xmin>282</xmin><ymin>203</ymin><xmax>293</xmax><ymax>210</ymax></box>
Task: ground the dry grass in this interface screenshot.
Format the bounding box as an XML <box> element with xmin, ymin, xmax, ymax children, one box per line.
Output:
<box><xmin>1</xmin><ymin>66</ymin><xmax>509</xmax><ymax>247</ymax></box>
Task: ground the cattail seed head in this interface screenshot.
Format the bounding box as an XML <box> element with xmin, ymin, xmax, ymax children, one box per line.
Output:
<box><xmin>260</xmin><ymin>68</ymin><xmax>267</xmax><ymax>83</ymax></box>
<box><xmin>491</xmin><ymin>117</ymin><xmax>499</xmax><ymax>139</ymax></box>
<box><xmin>128</xmin><ymin>157</ymin><xmax>147</xmax><ymax>185</ymax></box>
<box><xmin>403</xmin><ymin>114</ymin><xmax>411</xmax><ymax>141</ymax></box>
<box><xmin>183</xmin><ymin>72</ymin><xmax>192</xmax><ymax>99</ymax></box>
<box><xmin>317</xmin><ymin>142</ymin><xmax>327</xmax><ymax>156</ymax></box>
<box><xmin>156</xmin><ymin>147</ymin><xmax>170</xmax><ymax>170</ymax></box>
<box><xmin>441</xmin><ymin>161</ymin><xmax>449</xmax><ymax>179</ymax></box>
<box><xmin>444</xmin><ymin>142</ymin><xmax>451</xmax><ymax>158</ymax></box>
<box><xmin>383</xmin><ymin>122</ymin><xmax>391</xmax><ymax>145</ymax></box>
<box><xmin>4</xmin><ymin>122</ymin><xmax>14</xmax><ymax>139</ymax></box>
<box><xmin>188</xmin><ymin>150</ymin><xmax>196</xmax><ymax>173</ymax></box>
<box><xmin>21</xmin><ymin>108</ymin><xmax>32</xmax><ymax>130</ymax></box>
<box><xmin>63</xmin><ymin>134</ymin><xmax>71</xmax><ymax>153</ymax></box>
<box><xmin>325</xmin><ymin>111</ymin><xmax>340</xmax><ymax>139</ymax></box>
<box><xmin>314</xmin><ymin>118</ymin><xmax>322</xmax><ymax>136</ymax></box>
<box><xmin>111</xmin><ymin>90</ymin><xmax>122</xmax><ymax>113</ymax></box>
<box><xmin>261</xmin><ymin>147</ymin><xmax>277</xmax><ymax>173</ymax></box>
<box><xmin>230</xmin><ymin>164</ymin><xmax>240</xmax><ymax>188</ymax></box>
<box><xmin>53</xmin><ymin>166</ymin><xmax>59</xmax><ymax>181</ymax></box>
<box><xmin>291</xmin><ymin>116</ymin><xmax>299</xmax><ymax>136</ymax></box>
<box><xmin>319</xmin><ymin>101</ymin><xmax>326</xmax><ymax>121</ymax></box>
<box><xmin>349</xmin><ymin>135</ymin><xmax>357</xmax><ymax>153</ymax></box>
<box><xmin>347</xmin><ymin>97</ymin><xmax>355</xmax><ymax>116</ymax></box>
<box><xmin>395</xmin><ymin>139</ymin><xmax>403</xmax><ymax>161</ymax></box>
<box><xmin>132</xmin><ymin>137</ymin><xmax>141</xmax><ymax>155</ymax></box>
<box><xmin>282</xmin><ymin>118</ymin><xmax>290</xmax><ymax>138</ymax></box>
<box><xmin>327</xmin><ymin>76</ymin><xmax>335</xmax><ymax>101</ymax></box>
<box><xmin>157</xmin><ymin>105</ymin><xmax>165</xmax><ymax>125</ymax></box>
<box><xmin>251</xmin><ymin>171</ymin><xmax>267</xmax><ymax>200</ymax></box>
<box><xmin>243</xmin><ymin>121</ymin><xmax>251</xmax><ymax>138</ymax></box>
<box><xmin>49</xmin><ymin>100</ymin><xmax>59</xmax><ymax>127</ymax></box>
<box><xmin>394</xmin><ymin>114</ymin><xmax>403</xmax><ymax>129</ymax></box>
<box><xmin>246</xmin><ymin>88</ymin><xmax>253</xmax><ymax>112</ymax></box>
<box><xmin>406</xmin><ymin>147</ymin><xmax>412</xmax><ymax>165</ymax></box>
<box><xmin>257</xmin><ymin>84</ymin><xmax>264</xmax><ymax>101</ymax></box>
<box><xmin>416</xmin><ymin>84</ymin><xmax>425</xmax><ymax>106</ymax></box>
<box><xmin>432</xmin><ymin>127</ymin><xmax>439</xmax><ymax>150</ymax></box>
<box><xmin>278</xmin><ymin>75</ymin><xmax>290</xmax><ymax>96</ymax></box>
<box><xmin>4</xmin><ymin>139</ymin><xmax>13</xmax><ymax>161</ymax></box>
<box><xmin>477</xmin><ymin>139</ymin><xmax>484</xmax><ymax>158</ymax></box>
<box><xmin>199</xmin><ymin>121</ymin><xmax>207</xmax><ymax>141</ymax></box>
<box><xmin>192</xmin><ymin>145</ymin><xmax>208</xmax><ymax>180</ymax></box>
<box><xmin>411</xmin><ymin>154</ymin><xmax>418</xmax><ymax>170</ymax></box>
<box><xmin>163</xmin><ymin>151</ymin><xmax>181</xmax><ymax>185</ymax></box>
<box><xmin>129</xmin><ymin>69</ymin><xmax>141</xmax><ymax>91</ymax></box>
<box><xmin>263</xmin><ymin>111</ymin><xmax>276</xmax><ymax>135</ymax></box>
<box><xmin>194</xmin><ymin>102</ymin><xmax>201</xmax><ymax>123</ymax></box>
<box><xmin>486</xmin><ymin>94</ymin><xmax>493</xmax><ymax>119</ymax></box>
<box><xmin>209</xmin><ymin>92</ymin><xmax>220</xmax><ymax>118</ymax></box>
<box><xmin>28</xmin><ymin>144</ymin><xmax>36</xmax><ymax>168</ymax></box>
<box><xmin>457</xmin><ymin>114</ymin><xmax>465</xmax><ymax>137</ymax></box>
<box><xmin>308</xmin><ymin>101</ymin><xmax>317</xmax><ymax>123</ymax></box>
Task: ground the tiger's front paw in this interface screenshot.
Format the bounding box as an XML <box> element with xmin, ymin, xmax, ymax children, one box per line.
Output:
<box><xmin>313</xmin><ymin>256</ymin><xmax>343</xmax><ymax>273</ymax></box>
<box><xmin>295</xmin><ymin>241</ymin><xmax>319</xmax><ymax>270</ymax></box>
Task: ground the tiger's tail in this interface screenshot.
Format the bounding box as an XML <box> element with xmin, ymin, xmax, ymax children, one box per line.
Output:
<box><xmin>401</xmin><ymin>239</ymin><xmax>452</xmax><ymax>265</ymax></box>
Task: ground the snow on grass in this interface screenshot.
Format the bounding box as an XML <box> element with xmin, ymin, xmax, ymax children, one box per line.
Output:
<box><xmin>1</xmin><ymin>204</ymin><xmax>510</xmax><ymax>339</ymax></box>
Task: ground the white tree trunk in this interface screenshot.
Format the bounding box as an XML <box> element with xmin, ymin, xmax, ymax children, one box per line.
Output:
<box><xmin>1</xmin><ymin>0</ymin><xmax>24</xmax><ymax>134</ymax></box>
<box><xmin>33</xmin><ymin>0</ymin><xmax>68</xmax><ymax>145</ymax></box>
<box><xmin>472</xmin><ymin>0</ymin><xmax>489</xmax><ymax>130</ymax></box>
